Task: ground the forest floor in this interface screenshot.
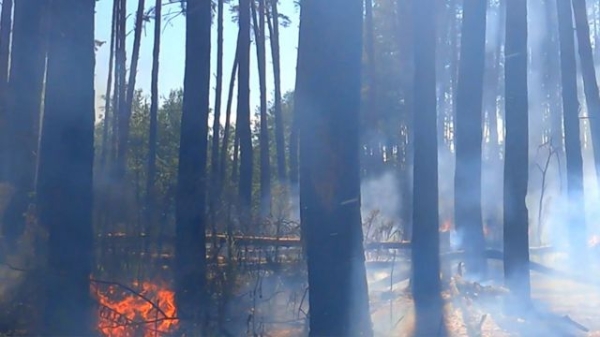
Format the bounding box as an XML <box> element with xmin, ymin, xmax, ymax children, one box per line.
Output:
<box><xmin>366</xmin><ymin>259</ymin><xmax>600</xmax><ymax>337</ymax></box>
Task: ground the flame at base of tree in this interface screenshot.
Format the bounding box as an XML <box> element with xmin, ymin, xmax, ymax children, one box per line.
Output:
<box><xmin>92</xmin><ymin>280</ymin><xmax>178</xmax><ymax>337</ymax></box>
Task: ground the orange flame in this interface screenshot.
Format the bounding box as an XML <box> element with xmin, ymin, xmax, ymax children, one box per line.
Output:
<box><xmin>440</xmin><ymin>220</ymin><xmax>453</xmax><ymax>233</ymax></box>
<box><xmin>93</xmin><ymin>281</ymin><xmax>178</xmax><ymax>337</ymax></box>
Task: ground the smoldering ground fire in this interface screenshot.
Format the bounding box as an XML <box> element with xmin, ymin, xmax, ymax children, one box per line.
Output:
<box><xmin>93</xmin><ymin>280</ymin><xmax>178</xmax><ymax>337</ymax></box>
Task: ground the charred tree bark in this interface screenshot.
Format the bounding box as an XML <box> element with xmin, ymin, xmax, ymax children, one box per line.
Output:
<box><xmin>558</xmin><ymin>0</ymin><xmax>587</xmax><ymax>267</ymax></box>
<box><xmin>453</xmin><ymin>0</ymin><xmax>488</xmax><ymax>277</ymax></box>
<box><xmin>572</xmin><ymin>0</ymin><xmax>600</xmax><ymax>194</ymax></box>
<box><xmin>504</xmin><ymin>0</ymin><xmax>531</xmax><ymax>304</ymax></box>
<box><xmin>251</xmin><ymin>0</ymin><xmax>271</xmax><ymax>217</ymax></box>
<box><xmin>174</xmin><ymin>0</ymin><xmax>211</xmax><ymax>330</ymax></box>
<box><xmin>146</xmin><ymin>0</ymin><xmax>161</xmax><ymax>228</ymax></box>
<box><xmin>38</xmin><ymin>0</ymin><xmax>96</xmax><ymax>334</ymax></box>
<box><xmin>267</xmin><ymin>0</ymin><xmax>287</xmax><ymax>184</ymax></box>
<box><xmin>0</xmin><ymin>0</ymin><xmax>12</xmax><ymax>181</ymax></box>
<box><xmin>3</xmin><ymin>0</ymin><xmax>46</xmax><ymax>243</ymax></box>
<box><xmin>237</xmin><ymin>0</ymin><xmax>253</xmax><ymax>219</ymax></box>
<box><xmin>297</xmin><ymin>0</ymin><xmax>372</xmax><ymax>335</ymax></box>
<box><xmin>411</xmin><ymin>0</ymin><xmax>445</xmax><ymax>335</ymax></box>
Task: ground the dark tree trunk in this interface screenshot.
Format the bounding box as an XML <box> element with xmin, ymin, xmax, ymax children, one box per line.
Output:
<box><xmin>210</xmin><ymin>0</ymin><xmax>224</xmax><ymax>219</ymax></box>
<box><xmin>0</xmin><ymin>0</ymin><xmax>12</xmax><ymax>181</ymax></box>
<box><xmin>100</xmin><ymin>0</ymin><xmax>118</xmax><ymax>169</ymax></box>
<box><xmin>3</xmin><ymin>0</ymin><xmax>46</xmax><ymax>242</ymax></box>
<box><xmin>219</xmin><ymin>43</ymin><xmax>239</xmax><ymax>188</ymax></box>
<box><xmin>267</xmin><ymin>0</ymin><xmax>287</xmax><ymax>184</ymax></box>
<box><xmin>363</xmin><ymin>0</ymin><xmax>382</xmax><ymax>176</ymax></box>
<box><xmin>116</xmin><ymin>0</ymin><xmax>146</xmax><ymax>180</ymax></box>
<box><xmin>396</xmin><ymin>0</ymin><xmax>414</xmax><ymax>241</ymax></box>
<box><xmin>146</xmin><ymin>0</ymin><xmax>161</xmax><ymax>228</ymax></box>
<box><xmin>289</xmin><ymin>2</ymin><xmax>305</xmax><ymax>188</ymax></box>
<box><xmin>572</xmin><ymin>0</ymin><xmax>600</xmax><ymax>193</ymax></box>
<box><xmin>543</xmin><ymin>0</ymin><xmax>563</xmax><ymax>151</ymax></box>
<box><xmin>297</xmin><ymin>0</ymin><xmax>372</xmax><ymax>335</ymax></box>
<box><xmin>411</xmin><ymin>0</ymin><xmax>445</xmax><ymax>335</ymax></box>
<box><xmin>453</xmin><ymin>0</ymin><xmax>488</xmax><ymax>277</ymax></box>
<box><xmin>38</xmin><ymin>0</ymin><xmax>96</xmax><ymax>334</ymax></box>
<box><xmin>237</xmin><ymin>0</ymin><xmax>253</xmax><ymax>218</ymax></box>
<box><xmin>558</xmin><ymin>0</ymin><xmax>587</xmax><ymax>266</ymax></box>
<box><xmin>288</xmin><ymin>105</ymin><xmax>299</xmax><ymax>186</ymax></box>
<box><xmin>503</xmin><ymin>0</ymin><xmax>531</xmax><ymax>304</ymax></box>
<box><xmin>174</xmin><ymin>0</ymin><xmax>211</xmax><ymax>331</ymax></box>
<box><xmin>113</xmin><ymin>0</ymin><xmax>126</xmax><ymax>166</ymax></box>
<box><xmin>251</xmin><ymin>0</ymin><xmax>271</xmax><ymax>217</ymax></box>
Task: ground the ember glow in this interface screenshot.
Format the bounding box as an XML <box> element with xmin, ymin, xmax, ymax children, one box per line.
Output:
<box><xmin>440</xmin><ymin>220</ymin><xmax>453</xmax><ymax>232</ymax></box>
<box><xmin>93</xmin><ymin>281</ymin><xmax>178</xmax><ymax>337</ymax></box>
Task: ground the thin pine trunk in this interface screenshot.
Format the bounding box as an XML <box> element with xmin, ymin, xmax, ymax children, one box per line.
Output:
<box><xmin>117</xmin><ymin>0</ymin><xmax>146</xmax><ymax>179</ymax></box>
<box><xmin>237</xmin><ymin>0</ymin><xmax>253</xmax><ymax>218</ymax></box>
<box><xmin>0</xmin><ymin>0</ymin><xmax>12</xmax><ymax>181</ymax></box>
<box><xmin>558</xmin><ymin>0</ymin><xmax>587</xmax><ymax>269</ymax></box>
<box><xmin>220</xmin><ymin>43</ymin><xmax>239</xmax><ymax>189</ymax></box>
<box><xmin>101</xmin><ymin>0</ymin><xmax>118</xmax><ymax>169</ymax></box>
<box><xmin>210</xmin><ymin>0</ymin><xmax>225</xmax><ymax>221</ymax></box>
<box><xmin>267</xmin><ymin>0</ymin><xmax>286</xmax><ymax>183</ymax></box>
<box><xmin>146</xmin><ymin>0</ymin><xmax>161</xmax><ymax>230</ymax></box>
<box><xmin>252</xmin><ymin>0</ymin><xmax>271</xmax><ymax>217</ymax></box>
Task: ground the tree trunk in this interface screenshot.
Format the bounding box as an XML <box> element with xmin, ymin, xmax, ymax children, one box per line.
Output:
<box><xmin>558</xmin><ymin>0</ymin><xmax>587</xmax><ymax>267</ymax></box>
<box><xmin>453</xmin><ymin>0</ymin><xmax>488</xmax><ymax>277</ymax></box>
<box><xmin>100</xmin><ymin>0</ymin><xmax>118</xmax><ymax>169</ymax></box>
<box><xmin>146</xmin><ymin>0</ymin><xmax>161</xmax><ymax>230</ymax></box>
<box><xmin>504</xmin><ymin>0</ymin><xmax>531</xmax><ymax>304</ymax></box>
<box><xmin>210</xmin><ymin>0</ymin><xmax>224</xmax><ymax>220</ymax></box>
<box><xmin>290</xmin><ymin>2</ymin><xmax>305</xmax><ymax>188</ymax></box>
<box><xmin>219</xmin><ymin>41</ymin><xmax>239</xmax><ymax>189</ymax></box>
<box><xmin>396</xmin><ymin>0</ymin><xmax>414</xmax><ymax>241</ymax></box>
<box><xmin>297</xmin><ymin>0</ymin><xmax>372</xmax><ymax>335</ymax></box>
<box><xmin>237</xmin><ymin>0</ymin><xmax>253</xmax><ymax>218</ymax></box>
<box><xmin>364</xmin><ymin>0</ymin><xmax>381</xmax><ymax>176</ymax></box>
<box><xmin>116</xmin><ymin>0</ymin><xmax>146</xmax><ymax>180</ymax></box>
<box><xmin>411</xmin><ymin>0</ymin><xmax>444</xmax><ymax>334</ymax></box>
<box><xmin>572</xmin><ymin>0</ymin><xmax>600</xmax><ymax>193</ymax></box>
<box><xmin>38</xmin><ymin>0</ymin><xmax>96</xmax><ymax>333</ymax></box>
<box><xmin>267</xmin><ymin>0</ymin><xmax>286</xmax><ymax>184</ymax></box>
<box><xmin>0</xmin><ymin>0</ymin><xmax>12</xmax><ymax>181</ymax></box>
<box><xmin>174</xmin><ymin>0</ymin><xmax>211</xmax><ymax>331</ymax></box>
<box><xmin>113</xmin><ymin>0</ymin><xmax>127</xmax><ymax>166</ymax></box>
<box><xmin>251</xmin><ymin>0</ymin><xmax>271</xmax><ymax>217</ymax></box>
<box><xmin>3</xmin><ymin>0</ymin><xmax>46</xmax><ymax>242</ymax></box>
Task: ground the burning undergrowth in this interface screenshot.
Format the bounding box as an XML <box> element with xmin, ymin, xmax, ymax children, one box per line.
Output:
<box><xmin>92</xmin><ymin>280</ymin><xmax>178</xmax><ymax>337</ymax></box>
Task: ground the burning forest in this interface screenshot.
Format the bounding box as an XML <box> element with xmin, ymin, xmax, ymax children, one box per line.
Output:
<box><xmin>93</xmin><ymin>280</ymin><xmax>178</xmax><ymax>337</ymax></box>
<box><xmin>3</xmin><ymin>0</ymin><xmax>600</xmax><ymax>336</ymax></box>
